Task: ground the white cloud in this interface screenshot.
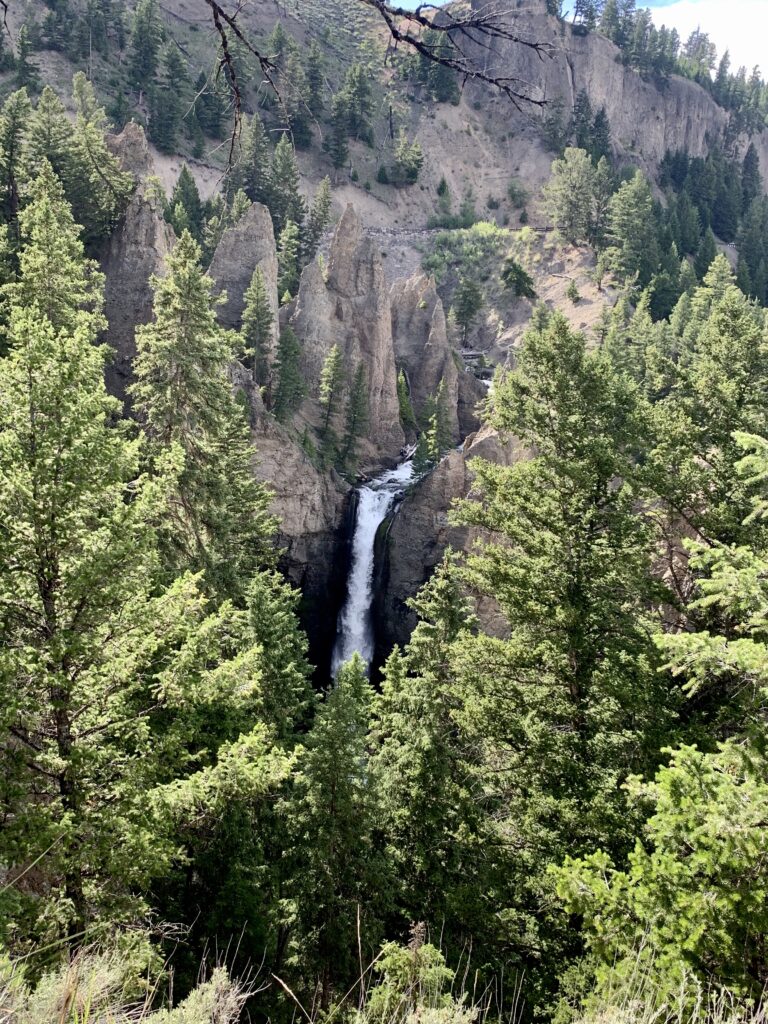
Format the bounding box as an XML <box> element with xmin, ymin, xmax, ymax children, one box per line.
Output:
<box><xmin>648</xmin><ymin>0</ymin><xmax>765</xmax><ymax>77</ymax></box>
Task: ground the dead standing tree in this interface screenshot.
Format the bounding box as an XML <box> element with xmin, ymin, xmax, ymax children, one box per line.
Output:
<box><xmin>201</xmin><ymin>0</ymin><xmax>554</xmax><ymax>162</ymax></box>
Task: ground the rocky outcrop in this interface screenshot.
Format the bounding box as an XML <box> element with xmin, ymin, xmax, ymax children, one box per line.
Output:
<box><xmin>208</xmin><ymin>202</ymin><xmax>279</xmax><ymax>335</ymax></box>
<box><xmin>390</xmin><ymin>273</ymin><xmax>461</xmax><ymax>443</ymax></box>
<box><xmin>106</xmin><ymin>121</ymin><xmax>154</xmax><ymax>180</ymax></box>
<box><xmin>231</xmin><ymin>365</ymin><xmax>350</xmax><ymax>674</ymax></box>
<box><xmin>101</xmin><ymin>184</ymin><xmax>176</xmax><ymax>403</ymax></box>
<box><xmin>291</xmin><ymin>205</ymin><xmax>405</xmax><ymax>468</ymax></box>
<box><xmin>374</xmin><ymin>425</ymin><xmax>521</xmax><ymax>656</ymax></box>
<box><xmin>472</xmin><ymin>0</ymin><xmax>768</xmax><ymax>180</ymax></box>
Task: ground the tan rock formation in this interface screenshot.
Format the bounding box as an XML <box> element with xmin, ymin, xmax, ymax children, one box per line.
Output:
<box><xmin>390</xmin><ymin>273</ymin><xmax>462</xmax><ymax>443</ymax></box>
<box><xmin>376</xmin><ymin>425</ymin><xmax>522</xmax><ymax>651</ymax></box>
<box><xmin>100</xmin><ymin>180</ymin><xmax>175</xmax><ymax>404</ymax></box>
<box><xmin>291</xmin><ymin>205</ymin><xmax>405</xmax><ymax>468</ymax></box>
<box><xmin>208</xmin><ymin>202</ymin><xmax>279</xmax><ymax>336</ymax></box>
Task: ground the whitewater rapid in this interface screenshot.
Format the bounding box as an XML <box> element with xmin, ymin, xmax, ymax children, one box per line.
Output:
<box><xmin>331</xmin><ymin>459</ymin><xmax>415</xmax><ymax>675</ymax></box>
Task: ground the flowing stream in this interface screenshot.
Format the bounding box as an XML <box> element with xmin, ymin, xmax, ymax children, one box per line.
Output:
<box><xmin>331</xmin><ymin>459</ymin><xmax>415</xmax><ymax>675</ymax></box>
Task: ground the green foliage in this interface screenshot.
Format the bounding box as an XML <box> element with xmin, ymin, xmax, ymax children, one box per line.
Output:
<box><xmin>273</xmin><ymin>325</ymin><xmax>306</xmax><ymax>422</ymax></box>
<box><xmin>241</xmin><ymin>266</ymin><xmax>274</xmax><ymax>389</ymax></box>
<box><xmin>453</xmin><ymin>276</ymin><xmax>483</xmax><ymax>339</ymax></box>
<box><xmin>397</xmin><ymin>368</ymin><xmax>417</xmax><ymax>430</ymax></box>
<box><xmin>277</xmin><ymin>218</ymin><xmax>301</xmax><ymax>298</ymax></box>
<box><xmin>501</xmin><ymin>256</ymin><xmax>537</xmax><ymax>299</ymax></box>
<box><xmin>392</xmin><ymin>130</ymin><xmax>424</xmax><ymax>185</ymax></box>
<box><xmin>131</xmin><ymin>231</ymin><xmax>276</xmax><ymax>600</ymax></box>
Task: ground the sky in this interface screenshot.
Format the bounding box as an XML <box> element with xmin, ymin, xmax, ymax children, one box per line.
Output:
<box><xmin>645</xmin><ymin>0</ymin><xmax>765</xmax><ymax>76</ymax></box>
<box><xmin>396</xmin><ymin>0</ymin><xmax>763</xmax><ymax>77</ymax></box>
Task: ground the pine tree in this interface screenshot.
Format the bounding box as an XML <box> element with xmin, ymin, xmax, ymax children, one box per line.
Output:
<box><xmin>338</xmin><ymin>362</ymin><xmax>368</xmax><ymax>475</ymax></box>
<box><xmin>0</xmin><ymin>170</ymin><xmax>271</xmax><ymax>949</ymax></box>
<box><xmin>67</xmin><ymin>73</ymin><xmax>134</xmax><ymax>243</ymax></box>
<box><xmin>128</xmin><ymin>0</ymin><xmax>162</xmax><ymax>90</ymax></box>
<box><xmin>25</xmin><ymin>86</ymin><xmax>75</xmax><ymax>186</ymax></box>
<box><xmin>694</xmin><ymin>225</ymin><xmax>718</xmax><ymax>279</ymax></box>
<box><xmin>606</xmin><ymin>169</ymin><xmax>659</xmax><ymax>286</ymax></box>
<box><xmin>590</xmin><ymin>106</ymin><xmax>612</xmax><ymax>162</ymax></box>
<box><xmin>303</xmin><ymin>175</ymin><xmax>332</xmax><ymax>263</ymax></box>
<box><xmin>277</xmin><ymin>218</ymin><xmax>300</xmax><ymax>299</ymax></box>
<box><xmin>342</xmin><ymin>63</ymin><xmax>373</xmax><ymax>141</ymax></box>
<box><xmin>193</xmin><ymin>70</ymin><xmax>226</xmax><ymax>139</ymax></box>
<box><xmin>453</xmin><ymin>277</ymin><xmax>483</xmax><ymax>341</ymax></box>
<box><xmin>0</xmin><ymin>88</ymin><xmax>32</xmax><ymax>232</ymax></box>
<box><xmin>131</xmin><ymin>231</ymin><xmax>276</xmax><ymax>599</ymax></box>
<box><xmin>305</xmin><ymin>40</ymin><xmax>325</xmax><ymax>115</ymax></box>
<box><xmin>269</xmin><ymin>134</ymin><xmax>305</xmax><ymax>236</ymax></box>
<box><xmin>742</xmin><ymin>142</ymin><xmax>762</xmax><ymax>213</ymax></box>
<box><xmin>3</xmin><ymin>161</ymin><xmax>105</xmax><ymax>339</ymax></box>
<box><xmin>167</xmin><ymin>164</ymin><xmax>204</xmax><ymax>242</ymax></box>
<box><xmin>288</xmin><ymin>654</ymin><xmax>382</xmax><ymax>1008</ymax></box>
<box><xmin>441</xmin><ymin>312</ymin><xmax>670</xmax><ymax>1002</ymax></box>
<box><xmin>542</xmin><ymin>147</ymin><xmax>597</xmax><ymax>244</ymax></box>
<box><xmin>228</xmin><ymin>112</ymin><xmax>271</xmax><ymax>207</ymax></box>
<box><xmin>149</xmin><ymin>42</ymin><xmax>187</xmax><ymax>154</ymax></box>
<box><xmin>318</xmin><ymin>343</ymin><xmax>345</xmax><ymax>466</ymax></box>
<box><xmin>15</xmin><ymin>25</ymin><xmax>40</xmax><ymax>92</ymax></box>
<box><xmin>241</xmin><ymin>266</ymin><xmax>274</xmax><ymax>389</ymax></box>
<box><xmin>397</xmin><ymin>367</ymin><xmax>417</xmax><ymax>431</ymax></box>
<box><xmin>571</xmin><ymin>89</ymin><xmax>593</xmax><ymax>150</ymax></box>
<box><xmin>327</xmin><ymin>92</ymin><xmax>350</xmax><ymax>171</ymax></box>
<box><xmin>273</xmin><ymin>325</ymin><xmax>306</xmax><ymax>422</ymax></box>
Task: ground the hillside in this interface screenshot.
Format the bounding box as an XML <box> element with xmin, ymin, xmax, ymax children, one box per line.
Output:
<box><xmin>3</xmin><ymin>2</ymin><xmax>768</xmax><ymax>1022</ymax></box>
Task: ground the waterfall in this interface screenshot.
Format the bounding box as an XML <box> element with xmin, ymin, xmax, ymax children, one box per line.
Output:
<box><xmin>331</xmin><ymin>459</ymin><xmax>415</xmax><ymax>675</ymax></box>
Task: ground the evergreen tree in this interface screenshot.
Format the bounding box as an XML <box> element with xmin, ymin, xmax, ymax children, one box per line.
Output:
<box><xmin>305</xmin><ymin>40</ymin><xmax>325</xmax><ymax>115</ymax></box>
<box><xmin>542</xmin><ymin>147</ymin><xmax>597</xmax><ymax>244</ymax></box>
<box><xmin>303</xmin><ymin>175</ymin><xmax>332</xmax><ymax>264</ymax></box>
<box><xmin>241</xmin><ymin>266</ymin><xmax>274</xmax><ymax>389</ymax></box>
<box><xmin>605</xmin><ymin>169</ymin><xmax>659</xmax><ymax>285</ymax></box>
<box><xmin>273</xmin><ymin>325</ymin><xmax>306</xmax><ymax>422</ymax></box>
<box><xmin>327</xmin><ymin>92</ymin><xmax>350</xmax><ymax>172</ymax></box>
<box><xmin>397</xmin><ymin>368</ymin><xmax>417</xmax><ymax>431</ymax></box>
<box><xmin>149</xmin><ymin>43</ymin><xmax>186</xmax><ymax>153</ymax></box>
<box><xmin>68</xmin><ymin>73</ymin><xmax>134</xmax><ymax>243</ymax></box>
<box><xmin>590</xmin><ymin>106</ymin><xmax>612</xmax><ymax>161</ymax></box>
<box><xmin>131</xmin><ymin>231</ymin><xmax>276</xmax><ymax>600</ymax></box>
<box><xmin>742</xmin><ymin>141</ymin><xmax>762</xmax><ymax>213</ymax></box>
<box><xmin>342</xmin><ymin>63</ymin><xmax>373</xmax><ymax>142</ymax></box>
<box><xmin>25</xmin><ymin>86</ymin><xmax>75</xmax><ymax>186</ymax></box>
<box><xmin>453</xmin><ymin>276</ymin><xmax>483</xmax><ymax>341</ymax></box>
<box><xmin>277</xmin><ymin>218</ymin><xmax>300</xmax><ymax>299</ymax></box>
<box><xmin>318</xmin><ymin>342</ymin><xmax>345</xmax><ymax>465</ymax></box>
<box><xmin>193</xmin><ymin>70</ymin><xmax>226</xmax><ymax>139</ymax></box>
<box><xmin>0</xmin><ymin>88</ymin><xmax>32</xmax><ymax>232</ymax></box>
<box><xmin>571</xmin><ymin>89</ymin><xmax>593</xmax><ymax>150</ymax></box>
<box><xmin>288</xmin><ymin>655</ymin><xmax>381</xmax><ymax>1008</ymax></box>
<box><xmin>167</xmin><ymin>164</ymin><xmax>204</xmax><ymax>242</ymax></box>
<box><xmin>128</xmin><ymin>0</ymin><xmax>162</xmax><ymax>90</ymax></box>
<box><xmin>2</xmin><ymin>161</ymin><xmax>105</xmax><ymax>343</ymax></box>
<box><xmin>15</xmin><ymin>25</ymin><xmax>40</xmax><ymax>92</ymax></box>
<box><xmin>693</xmin><ymin>225</ymin><xmax>717</xmax><ymax>278</ymax></box>
<box><xmin>269</xmin><ymin>134</ymin><xmax>305</xmax><ymax>236</ymax></box>
<box><xmin>0</xmin><ymin>170</ymin><xmax>276</xmax><ymax>950</ymax></box>
<box><xmin>338</xmin><ymin>362</ymin><xmax>368</xmax><ymax>474</ymax></box>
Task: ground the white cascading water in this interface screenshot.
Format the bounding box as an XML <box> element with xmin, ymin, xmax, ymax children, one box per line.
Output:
<box><xmin>331</xmin><ymin>459</ymin><xmax>415</xmax><ymax>675</ymax></box>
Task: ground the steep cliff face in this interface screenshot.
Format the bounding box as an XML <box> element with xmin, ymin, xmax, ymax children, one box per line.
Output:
<box><xmin>375</xmin><ymin>425</ymin><xmax>521</xmax><ymax>657</ymax></box>
<box><xmin>390</xmin><ymin>273</ymin><xmax>461</xmax><ymax>443</ymax></box>
<box><xmin>473</xmin><ymin>0</ymin><xmax>768</xmax><ymax>179</ymax></box>
<box><xmin>101</xmin><ymin>127</ymin><xmax>176</xmax><ymax>403</ymax></box>
<box><xmin>208</xmin><ymin>202</ymin><xmax>279</xmax><ymax>335</ymax></box>
<box><xmin>290</xmin><ymin>205</ymin><xmax>405</xmax><ymax>468</ymax></box>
